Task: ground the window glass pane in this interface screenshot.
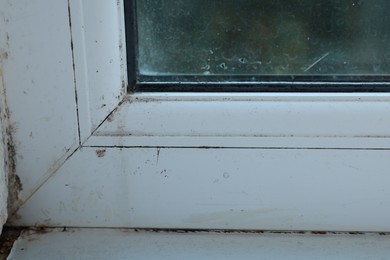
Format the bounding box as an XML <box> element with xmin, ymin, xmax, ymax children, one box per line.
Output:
<box><xmin>136</xmin><ymin>0</ymin><xmax>390</xmax><ymax>76</ymax></box>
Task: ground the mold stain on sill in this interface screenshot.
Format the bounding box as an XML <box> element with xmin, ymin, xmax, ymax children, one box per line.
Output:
<box><xmin>0</xmin><ymin>227</ymin><xmax>25</xmax><ymax>259</ymax></box>
<box><xmin>1</xmin><ymin>226</ymin><xmax>389</xmax><ymax>259</ymax></box>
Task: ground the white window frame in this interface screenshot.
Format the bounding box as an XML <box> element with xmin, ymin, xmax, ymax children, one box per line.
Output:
<box><xmin>74</xmin><ymin>0</ymin><xmax>390</xmax><ymax>150</ymax></box>
<box><xmin>3</xmin><ymin>0</ymin><xmax>390</xmax><ymax>231</ymax></box>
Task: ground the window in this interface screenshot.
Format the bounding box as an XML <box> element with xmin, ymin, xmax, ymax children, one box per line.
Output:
<box><xmin>7</xmin><ymin>0</ymin><xmax>390</xmax><ymax>232</ymax></box>
<box><xmin>125</xmin><ymin>0</ymin><xmax>390</xmax><ymax>92</ymax></box>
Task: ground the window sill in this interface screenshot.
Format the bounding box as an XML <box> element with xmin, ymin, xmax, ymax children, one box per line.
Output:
<box><xmin>9</xmin><ymin>228</ymin><xmax>390</xmax><ymax>259</ymax></box>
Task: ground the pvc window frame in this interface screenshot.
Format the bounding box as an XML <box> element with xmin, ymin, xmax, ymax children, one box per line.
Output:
<box><xmin>3</xmin><ymin>0</ymin><xmax>390</xmax><ymax>231</ymax></box>
<box><xmin>73</xmin><ymin>0</ymin><xmax>390</xmax><ymax>150</ymax></box>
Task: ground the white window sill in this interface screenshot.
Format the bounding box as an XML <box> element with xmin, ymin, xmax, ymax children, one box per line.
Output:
<box><xmin>9</xmin><ymin>228</ymin><xmax>390</xmax><ymax>259</ymax></box>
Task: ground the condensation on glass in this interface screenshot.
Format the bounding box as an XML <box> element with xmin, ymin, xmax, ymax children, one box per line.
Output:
<box><xmin>136</xmin><ymin>0</ymin><xmax>390</xmax><ymax>76</ymax></box>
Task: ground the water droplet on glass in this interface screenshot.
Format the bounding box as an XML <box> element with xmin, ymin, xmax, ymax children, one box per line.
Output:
<box><xmin>201</xmin><ymin>64</ymin><xmax>210</xmax><ymax>70</ymax></box>
<box><xmin>219</xmin><ymin>63</ymin><xmax>227</xmax><ymax>69</ymax></box>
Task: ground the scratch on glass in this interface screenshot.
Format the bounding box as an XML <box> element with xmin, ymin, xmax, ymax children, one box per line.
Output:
<box><xmin>304</xmin><ymin>52</ymin><xmax>330</xmax><ymax>72</ymax></box>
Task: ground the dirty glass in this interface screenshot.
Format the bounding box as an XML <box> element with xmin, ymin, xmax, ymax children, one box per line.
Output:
<box><xmin>135</xmin><ymin>0</ymin><xmax>390</xmax><ymax>77</ymax></box>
